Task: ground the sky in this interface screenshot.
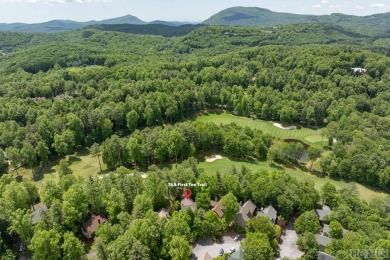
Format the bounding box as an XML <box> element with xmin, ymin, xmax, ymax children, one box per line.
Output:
<box><xmin>0</xmin><ymin>0</ymin><xmax>389</xmax><ymax>24</ymax></box>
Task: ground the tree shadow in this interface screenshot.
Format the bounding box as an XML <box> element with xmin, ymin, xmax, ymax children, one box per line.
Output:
<box><xmin>34</xmin><ymin>166</ymin><xmax>56</xmax><ymax>181</ymax></box>
<box><xmin>268</xmin><ymin>162</ymin><xmax>285</xmax><ymax>171</ymax></box>
<box><xmin>75</xmin><ymin>147</ymin><xmax>90</xmax><ymax>157</ymax></box>
<box><xmin>68</xmin><ymin>155</ymin><xmax>81</xmax><ymax>165</ymax></box>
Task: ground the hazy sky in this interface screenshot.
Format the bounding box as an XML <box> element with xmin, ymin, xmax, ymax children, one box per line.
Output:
<box><xmin>0</xmin><ymin>0</ymin><xmax>389</xmax><ymax>23</ymax></box>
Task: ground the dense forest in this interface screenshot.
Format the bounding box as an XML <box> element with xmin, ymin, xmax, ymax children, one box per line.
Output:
<box><xmin>0</xmin><ymin>22</ymin><xmax>389</xmax><ymax>259</ymax></box>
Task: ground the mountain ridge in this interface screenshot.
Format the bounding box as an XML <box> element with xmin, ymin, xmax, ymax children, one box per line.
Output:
<box><xmin>0</xmin><ymin>15</ymin><xmax>150</xmax><ymax>33</ymax></box>
<box><xmin>1</xmin><ymin>7</ymin><xmax>390</xmax><ymax>35</ymax></box>
<box><xmin>203</xmin><ymin>7</ymin><xmax>390</xmax><ymax>36</ymax></box>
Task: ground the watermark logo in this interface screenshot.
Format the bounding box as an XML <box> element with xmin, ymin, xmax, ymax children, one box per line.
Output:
<box><xmin>350</xmin><ymin>249</ymin><xmax>388</xmax><ymax>259</ymax></box>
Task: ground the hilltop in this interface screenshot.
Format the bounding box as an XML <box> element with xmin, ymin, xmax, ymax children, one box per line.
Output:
<box><xmin>0</xmin><ymin>14</ymin><xmax>146</xmax><ymax>33</ymax></box>
<box><xmin>203</xmin><ymin>7</ymin><xmax>390</xmax><ymax>36</ymax></box>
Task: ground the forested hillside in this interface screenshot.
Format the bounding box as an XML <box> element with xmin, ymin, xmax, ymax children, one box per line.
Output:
<box><xmin>0</xmin><ymin>24</ymin><xmax>389</xmax><ymax>259</ymax></box>
<box><xmin>203</xmin><ymin>7</ymin><xmax>390</xmax><ymax>36</ymax></box>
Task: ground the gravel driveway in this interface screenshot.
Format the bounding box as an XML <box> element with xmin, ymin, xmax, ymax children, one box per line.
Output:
<box><xmin>278</xmin><ymin>217</ymin><xmax>304</xmax><ymax>259</ymax></box>
<box><xmin>193</xmin><ymin>234</ymin><xmax>241</xmax><ymax>258</ymax></box>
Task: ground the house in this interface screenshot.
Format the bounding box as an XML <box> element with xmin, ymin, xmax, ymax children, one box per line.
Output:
<box><xmin>322</xmin><ymin>224</ymin><xmax>349</xmax><ymax>237</ymax></box>
<box><xmin>228</xmin><ymin>248</ymin><xmax>244</xmax><ymax>260</ymax></box>
<box><xmin>180</xmin><ymin>198</ymin><xmax>197</xmax><ymax>211</ymax></box>
<box><xmin>31</xmin><ymin>204</ymin><xmax>48</xmax><ymax>223</ymax></box>
<box><xmin>234</xmin><ymin>200</ymin><xmax>256</xmax><ymax>228</ymax></box>
<box><xmin>32</xmin><ymin>97</ymin><xmax>47</xmax><ymax>102</ymax></box>
<box><xmin>316</xmin><ymin>205</ymin><xmax>332</xmax><ymax>223</ymax></box>
<box><xmin>81</xmin><ymin>214</ymin><xmax>107</xmax><ymax>239</ymax></box>
<box><xmin>210</xmin><ymin>199</ymin><xmax>224</xmax><ymax>218</ymax></box>
<box><xmin>315</xmin><ymin>234</ymin><xmax>332</xmax><ymax>247</ymax></box>
<box><xmin>257</xmin><ymin>205</ymin><xmax>277</xmax><ymax>223</ymax></box>
<box><xmin>351</xmin><ymin>67</ymin><xmax>367</xmax><ymax>75</ymax></box>
<box><xmin>158</xmin><ymin>208</ymin><xmax>170</xmax><ymax>218</ymax></box>
<box><xmin>318</xmin><ymin>251</ymin><xmax>334</xmax><ymax>260</ymax></box>
<box><xmin>198</xmin><ymin>252</ymin><xmax>213</xmax><ymax>260</ymax></box>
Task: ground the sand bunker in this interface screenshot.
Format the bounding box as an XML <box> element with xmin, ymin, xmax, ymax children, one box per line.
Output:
<box><xmin>273</xmin><ymin>123</ymin><xmax>297</xmax><ymax>130</ymax></box>
<box><xmin>206</xmin><ymin>155</ymin><xmax>223</xmax><ymax>163</ymax></box>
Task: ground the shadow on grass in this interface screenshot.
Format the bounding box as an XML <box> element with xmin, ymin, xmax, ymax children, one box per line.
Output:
<box><xmin>268</xmin><ymin>163</ymin><xmax>285</xmax><ymax>171</ymax></box>
<box><xmin>75</xmin><ymin>147</ymin><xmax>90</xmax><ymax>157</ymax></box>
<box><xmin>68</xmin><ymin>155</ymin><xmax>82</xmax><ymax>165</ymax></box>
<box><xmin>34</xmin><ymin>165</ymin><xmax>56</xmax><ymax>181</ymax></box>
<box><xmin>97</xmin><ymin>169</ymin><xmax>112</xmax><ymax>175</ymax></box>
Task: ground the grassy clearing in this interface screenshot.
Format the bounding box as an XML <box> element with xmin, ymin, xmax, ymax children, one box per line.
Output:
<box><xmin>195</xmin><ymin>113</ymin><xmax>327</xmax><ymax>148</ymax></box>
<box><xmin>66</xmin><ymin>65</ymin><xmax>105</xmax><ymax>73</ymax></box>
<box><xmin>198</xmin><ymin>156</ymin><xmax>389</xmax><ymax>202</ymax></box>
<box><xmin>9</xmin><ymin>147</ymin><xmax>109</xmax><ymax>185</ymax></box>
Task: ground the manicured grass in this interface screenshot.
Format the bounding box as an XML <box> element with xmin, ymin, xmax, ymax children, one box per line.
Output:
<box><xmin>195</xmin><ymin>113</ymin><xmax>327</xmax><ymax>148</ymax></box>
<box><xmin>198</xmin><ymin>156</ymin><xmax>389</xmax><ymax>202</ymax></box>
<box><xmin>9</xmin><ymin>147</ymin><xmax>109</xmax><ymax>185</ymax></box>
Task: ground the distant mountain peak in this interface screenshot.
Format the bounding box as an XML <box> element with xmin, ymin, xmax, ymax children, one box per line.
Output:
<box><xmin>203</xmin><ymin>6</ymin><xmax>390</xmax><ymax>36</ymax></box>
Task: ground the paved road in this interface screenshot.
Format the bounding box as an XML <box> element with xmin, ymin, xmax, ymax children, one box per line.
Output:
<box><xmin>193</xmin><ymin>234</ymin><xmax>241</xmax><ymax>258</ymax></box>
<box><xmin>278</xmin><ymin>217</ymin><xmax>304</xmax><ymax>259</ymax></box>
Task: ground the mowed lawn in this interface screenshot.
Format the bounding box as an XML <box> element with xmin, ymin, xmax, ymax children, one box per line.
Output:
<box><xmin>10</xmin><ymin>148</ymin><xmax>109</xmax><ymax>186</ymax></box>
<box><xmin>198</xmin><ymin>157</ymin><xmax>389</xmax><ymax>202</ymax></box>
<box><xmin>195</xmin><ymin>113</ymin><xmax>327</xmax><ymax>148</ymax></box>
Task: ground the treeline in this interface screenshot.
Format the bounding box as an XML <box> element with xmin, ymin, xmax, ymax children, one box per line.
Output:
<box><xmin>102</xmin><ymin>121</ymin><xmax>273</xmax><ymax>169</ymax></box>
<box><xmin>88</xmin><ymin>24</ymin><xmax>205</xmax><ymax>37</ymax></box>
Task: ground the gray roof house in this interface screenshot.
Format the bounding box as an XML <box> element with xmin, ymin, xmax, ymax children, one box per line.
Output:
<box><xmin>158</xmin><ymin>208</ymin><xmax>170</xmax><ymax>218</ymax></box>
<box><xmin>180</xmin><ymin>198</ymin><xmax>197</xmax><ymax>211</ymax></box>
<box><xmin>257</xmin><ymin>205</ymin><xmax>277</xmax><ymax>223</ymax></box>
<box><xmin>318</xmin><ymin>251</ymin><xmax>334</xmax><ymax>260</ymax></box>
<box><xmin>315</xmin><ymin>234</ymin><xmax>332</xmax><ymax>247</ymax></box>
<box><xmin>323</xmin><ymin>224</ymin><xmax>349</xmax><ymax>237</ymax></box>
<box><xmin>234</xmin><ymin>200</ymin><xmax>256</xmax><ymax>228</ymax></box>
<box><xmin>31</xmin><ymin>204</ymin><xmax>48</xmax><ymax>223</ymax></box>
<box><xmin>316</xmin><ymin>206</ymin><xmax>332</xmax><ymax>222</ymax></box>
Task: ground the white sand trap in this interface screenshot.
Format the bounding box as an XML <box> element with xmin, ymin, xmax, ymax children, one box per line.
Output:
<box><xmin>206</xmin><ymin>155</ymin><xmax>223</xmax><ymax>163</ymax></box>
<box><xmin>273</xmin><ymin>123</ymin><xmax>297</xmax><ymax>130</ymax></box>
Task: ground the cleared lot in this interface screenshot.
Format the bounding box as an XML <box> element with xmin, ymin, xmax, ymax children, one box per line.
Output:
<box><xmin>193</xmin><ymin>234</ymin><xmax>241</xmax><ymax>258</ymax></box>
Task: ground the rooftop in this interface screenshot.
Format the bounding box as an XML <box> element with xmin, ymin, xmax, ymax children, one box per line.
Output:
<box><xmin>210</xmin><ymin>200</ymin><xmax>224</xmax><ymax>218</ymax></box>
<box><xmin>323</xmin><ymin>224</ymin><xmax>349</xmax><ymax>237</ymax></box>
<box><xmin>158</xmin><ymin>208</ymin><xmax>170</xmax><ymax>218</ymax></box>
<box><xmin>316</xmin><ymin>207</ymin><xmax>332</xmax><ymax>221</ymax></box>
<box><xmin>315</xmin><ymin>234</ymin><xmax>332</xmax><ymax>247</ymax></box>
<box><xmin>181</xmin><ymin>198</ymin><xmax>197</xmax><ymax>211</ymax></box>
<box><xmin>239</xmin><ymin>199</ymin><xmax>256</xmax><ymax>215</ymax></box>
<box><xmin>82</xmin><ymin>214</ymin><xmax>107</xmax><ymax>237</ymax></box>
<box><xmin>318</xmin><ymin>251</ymin><xmax>334</xmax><ymax>260</ymax></box>
<box><xmin>257</xmin><ymin>205</ymin><xmax>277</xmax><ymax>223</ymax></box>
<box><xmin>31</xmin><ymin>204</ymin><xmax>48</xmax><ymax>223</ymax></box>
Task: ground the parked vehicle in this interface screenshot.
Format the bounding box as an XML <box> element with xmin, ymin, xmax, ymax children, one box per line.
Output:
<box><xmin>219</xmin><ymin>248</ymin><xmax>224</xmax><ymax>256</ymax></box>
<box><xmin>229</xmin><ymin>247</ymin><xmax>236</xmax><ymax>253</ymax></box>
<box><xmin>234</xmin><ymin>235</ymin><xmax>241</xmax><ymax>241</ymax></box>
